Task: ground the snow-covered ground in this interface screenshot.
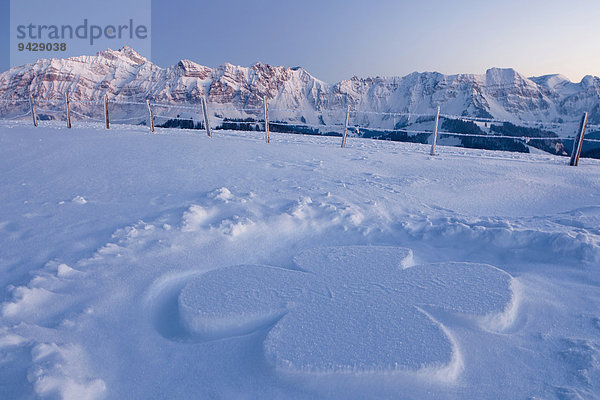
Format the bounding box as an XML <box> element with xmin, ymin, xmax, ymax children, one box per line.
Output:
<box><xmin>0</xmin><ymin>120</ymin><xmax>599</xmax><ymax>400</ymax></box>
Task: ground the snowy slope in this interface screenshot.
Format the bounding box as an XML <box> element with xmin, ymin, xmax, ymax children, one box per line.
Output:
<box><xmin>0</xmin><ymin>121</ymin><xmax>600</xmax><ymax>399</ymax></box>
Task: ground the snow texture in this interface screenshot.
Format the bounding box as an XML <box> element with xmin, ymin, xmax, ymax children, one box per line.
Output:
<box><xmin>1</xmin><ymin>120</ymin><xmax>600</xmax><ymax>399</ymax></box>
<box><xmin>179</xmin><ymin>246</ymin><xmax>516</xmax><ymax>381</ymax></box>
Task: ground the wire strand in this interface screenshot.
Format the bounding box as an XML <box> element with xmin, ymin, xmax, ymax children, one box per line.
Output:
<box><xmin>3</xmin><ymin>110</ymin><xmax>32</xmax><ymax>119</ymax></box>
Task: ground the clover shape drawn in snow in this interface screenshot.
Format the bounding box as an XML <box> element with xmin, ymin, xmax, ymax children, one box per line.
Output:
<box><xmin>178</xmin><ymin>246</ymin><xmax>518</xmax><ymax>378</ymax></box>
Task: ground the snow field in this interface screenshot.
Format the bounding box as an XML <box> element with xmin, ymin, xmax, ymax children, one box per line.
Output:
<box><xmin>0</xmin><ymin>120</ymin><xmax>599</xmax><ymax>399</ymax></box>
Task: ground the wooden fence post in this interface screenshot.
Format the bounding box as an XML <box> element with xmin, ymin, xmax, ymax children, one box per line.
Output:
<box><xmin>341</xmin><ymin>105</ymin><xmax>351</xmax><ymax>148</ymax></box>
<box><xmin>430</xmin><ymin>106</ymin><xmax>441</xmax><ymax>155</ymax></box>
<box><xmin>65</xmin><ymin>93</ymin><xmax>71</xmax><ymax>128</ymax></box>
<box><xmin>570</xmin><ymin>112</ymin><xmax>588</xmax><ymax>166</ymax></box>
<box><xmin>104</xmin><ymin>94</ymin><xmax>110</xmax><ymax>130</ymax></box>
<box><xmin>146</xmin><ymin>99</ymin><xmax>155</xmax><ymax>133</ymax></box>
<box><xmin>30</xmin><ymin>94</ymin><xmax>38</xmax><ymax>127</ymax></box>
<box><xmin>263</xmin><ymin>96</ymin><xmax>270</xmax><ymax>143</ymax></box>
<box><xmin>201</xmin><ymin>97</ymin><xmax>212</xmax><ymax>137</ymax></box>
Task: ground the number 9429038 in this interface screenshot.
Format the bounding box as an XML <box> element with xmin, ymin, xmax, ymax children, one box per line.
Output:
<box><xmin>18</xmin><ymin>43</ymin><xmax>67</xmax><ymax>52</ymax></box>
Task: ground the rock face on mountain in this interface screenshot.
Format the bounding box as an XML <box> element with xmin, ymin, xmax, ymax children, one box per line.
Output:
<box><xmin>0</xmin><ymin>46</ymin><xmax>598</xmax><ymax>133</ymax></box>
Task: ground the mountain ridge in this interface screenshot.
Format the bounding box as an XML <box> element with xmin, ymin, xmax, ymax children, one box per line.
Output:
<box><xmin>1</xmin><ymin>46</ymin><xmax>599</xmax><ymax>133</ymax></box>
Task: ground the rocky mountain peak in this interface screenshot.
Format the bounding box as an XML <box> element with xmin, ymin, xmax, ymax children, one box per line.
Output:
<box><xmin>485</xmin><ymin>68</ymin><xmax>525</xmax><ymax>87</ymax></box>
<box><xmin>175</xmin><ymin>59</ymin><xmax>211</xmax><ymax>79</ymax></box>
<box><xmin>581</xmin><ymin>75</ymin><xmax>600</xmax><ymax>89</ymax></box>
<box><xmin>530</xmin><ymin>74</ymin><xmax>571</xmax><ymax>90</ymax></box>
<box><xmin>95</xmin><ymin>46</ymin><xmax>147</xmax><ymax>65</ymax></box>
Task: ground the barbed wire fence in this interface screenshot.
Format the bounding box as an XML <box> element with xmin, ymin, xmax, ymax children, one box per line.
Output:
<box><xmin>0</xmin><ymin>95</ymin><xmax>599</xmax><ymax>166</ymax></box>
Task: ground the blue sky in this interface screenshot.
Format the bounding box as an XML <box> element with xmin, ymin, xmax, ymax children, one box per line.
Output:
<box><xmin>1</xmin><ymin>0</ymin><xmax>599</xmax><ymax>83</ymax></box>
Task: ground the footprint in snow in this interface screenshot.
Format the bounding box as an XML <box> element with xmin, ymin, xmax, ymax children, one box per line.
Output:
<box><xmin>176</xmin><ymin>246</ymin><xmax>520</xmax><ymax>381</ymax></box>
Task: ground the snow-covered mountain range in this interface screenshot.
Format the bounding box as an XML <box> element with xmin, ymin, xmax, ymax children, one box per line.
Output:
<box><xmin>0</xmin><ymin>46</ymin><xmax>599</xmax><ymax>140</ymax></box>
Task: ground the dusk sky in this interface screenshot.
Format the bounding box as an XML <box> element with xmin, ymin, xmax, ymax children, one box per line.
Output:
<box><xmin>1</xmin><ymin>0</ymin><xmax>599</xmax><ymax>83</ymax></box>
